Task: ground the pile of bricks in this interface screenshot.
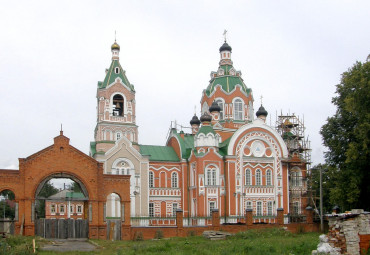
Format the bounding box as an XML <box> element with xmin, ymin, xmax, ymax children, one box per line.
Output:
<box><xmin>326</xmin><ymin>209</ymin><xmax>370</xmax><ymax>255</ymax></box>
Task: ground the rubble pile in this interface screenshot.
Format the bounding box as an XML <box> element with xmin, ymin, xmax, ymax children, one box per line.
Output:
<box><xmin>313</xmin><ymin>209</ymin><xmax>370</xmax><ymax>255</ymax></box>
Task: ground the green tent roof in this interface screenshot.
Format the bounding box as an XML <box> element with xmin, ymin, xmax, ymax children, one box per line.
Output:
<box><xmin>206</xmin><ymin>76</ymin><xmax>251</xmax><ymax>96</ymax></box>
<box><xmin>98</xmin><ymin>60</ymin><xmax>135</xmax><ymax>91</ymax></box>
<box><xmin>197</xmin><ymin>125</ymin><xmax>216</xmax><ymax>135</ymax></box>
<box><xmin>140</xmin><ymin>145</ymin><xmax>180</xmax><ymax>162</ymax></box>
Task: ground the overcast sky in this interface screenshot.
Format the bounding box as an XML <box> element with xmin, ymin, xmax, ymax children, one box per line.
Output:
<box><xmin>0</xmin><ymin>0</ymin><xmax>369</xmax><ymax>170</ymax></box>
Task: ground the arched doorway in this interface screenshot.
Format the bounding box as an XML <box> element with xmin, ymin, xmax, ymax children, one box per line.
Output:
<box><xmin>34</xmin><ymin>173</ymin><xmax>89</xmax><ymax>239</ymax></box>
<box><xmin>106</xmin><ymin>193</ymin><xmax>122</xmax><ymax>240</ymax></box>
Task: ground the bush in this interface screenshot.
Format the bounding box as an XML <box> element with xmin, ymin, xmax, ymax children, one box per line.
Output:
<box><xmin>296</xmin><ymin>224</ymin><xmax>306</xmax><ymax>234</ymax></box>
<box><xmin>133</xmin><ymin>231</ymin><xmax>143</xmax><ymax>241</ymax></box>
<box><xmin>154</xmin><ymin>229</ymin><xmax>164</xmax><ymax>239</ymax></box>
<box><xmin>187</xmin><ymin>230</ymin><xmax>196</xmax><ymax>236</ymax></box>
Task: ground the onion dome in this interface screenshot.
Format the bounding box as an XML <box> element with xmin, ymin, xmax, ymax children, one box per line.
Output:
<box><xmin>190</xmin><ymin>114</ymin><xmax>201</xmax><ymax>125</ymax></box>
<box><xmin>200</xmin><ymin>112</ymin><xmax>212</xmax><ymax>123</ymax></box>
<box><xmin>111</xmin><ymin>41</ymin><xmax>120</xmax><ymax>51</ymax></box>
<box><xmin>209</xmin><ymin>101</ymin><xmax>221</xmax><ymax>112</ymax></box>
<box><xmin>219</xmin><ymin>41</ymin><xmax>232</xmax><ymax>52</ymax></box>
<box><xmin>256</xmin><ymin>105</ymin><xmax>268</xmax><ymax>117</ymax></box>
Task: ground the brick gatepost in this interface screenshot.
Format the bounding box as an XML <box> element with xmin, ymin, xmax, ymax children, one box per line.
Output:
<box><xmin>245</xmin><ymin>209</ymin><xmax>253</xmax><ymax>226</ymax></box>
<box><xmin>211</xmin><ymin>209</ymin><xmax>220</xmax><ymax>230</ymax></box>
<box><xmin>277</xmin><ymin>208</ymin><xmax>284</xmax><ymax>225</ymax></box>
<box><xmin>305</xmin><ymin>206</ymin><xmax>313</xmax><ymax>224</ymax></box>
<box><xmin>176</xmin><ymin>209</ymin><xmax>184</xmax><ymax>237</ymax></box>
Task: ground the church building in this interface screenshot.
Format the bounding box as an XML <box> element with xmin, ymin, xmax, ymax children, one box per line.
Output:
<box><xmin>90</xmin><ymin>38</ymin><xmax>310</xmax><ymax>225</ymax></box>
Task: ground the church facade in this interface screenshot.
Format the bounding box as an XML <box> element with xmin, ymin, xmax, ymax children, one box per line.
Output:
<box><xmin>90</xmin><ymin>39</ymin><xmax>310</xmax><ymax>224</ymax></box>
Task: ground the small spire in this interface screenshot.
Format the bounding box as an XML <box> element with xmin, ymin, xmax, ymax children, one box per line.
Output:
<box><xmin>60</xmin><ymin>123</ymin><xmax>63</xmax><ymax>136</ymax></box>
<box><xmin>260</xmin><ymin>95</ymin><xmax>263</xmax><ymax>106</ymax></box>
<box><xmin>115</xmin><ymin>30</ymin><xmax>117</xmax><ymax>42</ymax></box>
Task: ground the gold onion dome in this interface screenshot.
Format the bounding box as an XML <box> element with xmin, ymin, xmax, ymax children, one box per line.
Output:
<box><xmin>111</xmin><ymin>41</ymin><xmax>120</xmax><ymax>51</ymax></box>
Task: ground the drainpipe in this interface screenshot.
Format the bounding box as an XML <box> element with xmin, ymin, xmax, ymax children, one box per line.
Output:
<box><xmin>224</xmin><ymin>157</ymin><xmax>227</xmax><ymax>223</ymax></box>
<box><xmin>186</xmin><ymin>159</ymin><xmax>190</xmax><ymax>226</ymax></box>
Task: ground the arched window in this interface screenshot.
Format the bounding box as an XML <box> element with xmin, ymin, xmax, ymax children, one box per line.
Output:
<box><xmin>256</xmin><ymin>169</ymin><xmax>261</xmax><ymax>186</ymax></box>
<box><xmin>114</xmin><ymin>67</ymin><xmax>120</xmax><ymax>74</ymax></box>
<box><xmin>171</xmin><ymin>172</ymin><xmax>178</xmax><ymax>188</ymax></box>
<box><xmin>233</xmin><ymin>99</ymin><xmax>243</xmax><ymax>120</ymax></box>
<box><xmin>112</xmin><ymin>159</ymin><xmax>131</xmax><ymax>175</ymax></box>
<box><xmin>267</xmin><ymin>201</ymin><xmax>273</xmax><ymax>216</ymax></box>
<box><xmin>149</xmin><ymin>171</ymin><xmax>154</xmax><ymax>188</ymax></box>
<box><xmin>112</xmin><ymin>94</ymin><xmax>124</xmax><ymax>116</ymax></box>
<box><xmin>206</xmin><ymin>165</ymin><xmax>218</xmax><ymax>186</ymax></box>
<box><xmin>266</xmin><ymin>170</ymin><xmax>272</xmax><ymax>186</ymax></box>
<box><xmin>256</xmin><ymin>201</ymin><xmax>262</xmax><ymax>216</ymax></box>
<box><xmin>115</xmin><ymin>132</ymin><xmax>122</xmax><ymax>141</ymax></box>
<box><xmin>215</xmin><ymin>99</ymin><xmax>224</xmax><ymax>120</ymax></box>
<box><xmin>290</xmin><ymin>168</ymin><xmax>302</xmax><ymax>187</ymax></box>
<box><xmin>245</xmin><ymin>169</ymin><xmax>251</xmax><ymax>185</ymax></box>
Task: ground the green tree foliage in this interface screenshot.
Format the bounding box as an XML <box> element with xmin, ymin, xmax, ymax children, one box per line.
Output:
<box><xmin>0</xmin><ymin>190</ymin><xmax>16</xmax><ymax>219</ymax></box>
<box><xmin>309</xmin><ymin>164</ymin><xmax>336</xmax><ymax>213</ymax></box>
<box><xmin>320</xmin><ymin>58</ymin><xmax>370</xmax><ymax>211</ymax></box>
<box><xmin>35</xmin><ymin>181</ymin><xmax>59</xmax><ymax>218</ymax></box>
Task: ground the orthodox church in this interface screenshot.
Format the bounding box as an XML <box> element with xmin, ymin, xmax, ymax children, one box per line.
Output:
<box><xmin>90</xmin><ymin>38</ymin><xmax>310</xmax><ymax>224</ymax></box>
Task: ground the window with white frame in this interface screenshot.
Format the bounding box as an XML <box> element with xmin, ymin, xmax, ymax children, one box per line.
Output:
<box><xmin>215</xmin><ymin>99</ymin><xmax>224</xmax><ymax>119</ymax></box>
<box><xmin>291</xmin><ymin>169</ymin><xmax>302</xmax><ymax>187</ymax></box>
<box><xmin>112</xmin><ymin>159</ymin><xmax>132</xmax><ymax>175</ymax></box>
<box><xmin>77</xmin><ymin>205</ymin><xmax>83</xmax><ymax>214</ymax></box>
<box><xmin>246</xmin><ymin>201</ymin><xmax>252</xmax><ymax>210</ymax></box>
<box><xmin>293</xmin><ymin>202</ymin><xmax>300</xmax><ymax>215</ymax></box>
<box><xmin>149</xmin><ymin>171</ymin><xmax>154</xmax><ymax>188</ymax></box>
<box><xmin>245</xmin><ymin>169</ymin><xmax>251</xmax><ymax>185</ymax></box>
<box><xmin>51</xmin><ymin>204</ymin><xmax>56</xmax><ymax>214</ymax></box>
<box><xmin>115</xmin><ymin>132</ymin><xmax>122</xmax><ymax>141</ymax></box>
<box><xmin>209</xmin><ymin>201</ymin><xmax>216</xmax><ymax>215</ymax></box>
<box><xmin>149</xmin><ymin>203</ymin><xmax>154</xmax><ymax>217</ymax></box>
<box><xmin>60</xmin><ymin>204</ymin><xmax>65</xmax><ymax>214</ymax></box>
<box><xmin>267</xmin><ymin>201</ymin><xmax>273</xmax><ymax>216</ymax></box>
<box><xmin>256</xmin><ymin>201</ymin><xmax>262</xmax><ymax>216</ymax></box>
<box><xmin>206</xmin><ymin>165</ymin><xmax>217</xmax><ymax>186</ymax></box>
<box><xmin>233</xmin><ymin>99</ymin><xmax>243</xmax><ymax>120</ymax></box>
<box><xmin>172</xmin><ymin>203</ymin><xmax>178</xmax><ymax>216</ymax></box>
<box><xmin>171</xmin><ymin>172</ymin><xmax>178</xmax><ymax>188</ymax></box>
<box><xmin>256</xmin><ymin>169</ymin><xmax>261</xmax><ymax>186</ymax></box>
<box><xmin>266</xmin><ymin>170</ymin><xmax>272</xmax><ymax>186</ymax></box>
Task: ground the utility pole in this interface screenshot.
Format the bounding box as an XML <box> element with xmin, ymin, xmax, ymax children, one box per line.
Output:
<box><xmin>320</xmin><ymin>167</ymin><xmax>324</xmax><ymax>232</ymax></box>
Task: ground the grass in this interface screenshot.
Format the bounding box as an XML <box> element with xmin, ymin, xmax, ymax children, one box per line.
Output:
<box><xmin>1</xmin><ymin>228</ymin><xmax>321</xmax><ymax>255</ymax></box>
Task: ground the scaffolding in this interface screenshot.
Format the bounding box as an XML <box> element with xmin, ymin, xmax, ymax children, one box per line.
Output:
<box><xmin>275</xmin><ymin>112</ymin><xmax>314</xmax><ymax>220</ymax></box>
<box><xmin>275</xmin><ymin>113</ymin><xmax>311</xmax><ymax>166</ymax></box>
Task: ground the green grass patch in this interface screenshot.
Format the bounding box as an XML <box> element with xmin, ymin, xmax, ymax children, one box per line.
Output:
<box><xmin>3</xmin><ymin>228</ymin><xmax>321</xmax><ymax>255</ymax></box>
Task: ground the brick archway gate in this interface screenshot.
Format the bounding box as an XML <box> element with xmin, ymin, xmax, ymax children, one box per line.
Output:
<box><xmin>0</xmin><ymin>132</ymin><xmax>131</xmax><ymax>240</ymax></box>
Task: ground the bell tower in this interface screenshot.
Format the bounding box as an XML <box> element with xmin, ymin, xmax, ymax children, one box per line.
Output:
<box><xmin>90</xmin><ymin>40</ymin><xmax>138</xmax><ymax>159</ymax></box>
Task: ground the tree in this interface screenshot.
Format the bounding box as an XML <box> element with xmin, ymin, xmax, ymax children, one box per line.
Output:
<box><xmin>35</xmin><ymin>181</ymin><xmax>59</xmax><ymax>218</ymax></box>
<box><xmin>320</xmin><ymin>58</ymin><xmax>370</xmax><ymax>211</ymax></box>
<box><xmin>309</xmin><ymin>164</ymin><xmax>334</xmax><ymax>214</ymax></box>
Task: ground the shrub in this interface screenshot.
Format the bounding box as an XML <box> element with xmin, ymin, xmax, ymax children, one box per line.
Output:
<box><xmin>187</xmin><ymin>230</ymin><xmax>196</xmax><ymax>236</ymax></box>
<box><xmin>154</xmin><ymin>229</ymin><xmax>164</xmax><ymax>239</ymax></box>
<box><xmin>296</xmin><ymin>224</ymin><xmax>306</xmax><ymax>234</ymax></box>
<box><xmin>133</xmin><ymin>231</ymin><xmax>143</xmax><ymax>241</ymax></box>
